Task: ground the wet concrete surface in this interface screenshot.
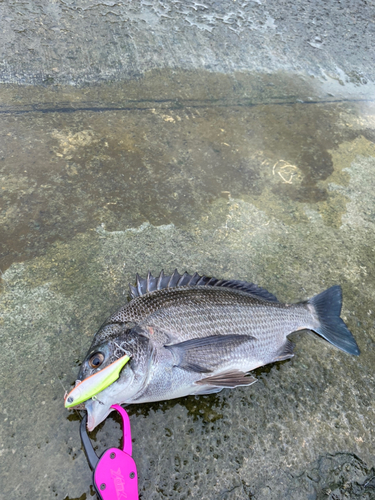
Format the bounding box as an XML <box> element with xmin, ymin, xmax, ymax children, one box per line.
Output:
<box><xmin>1</xmin><ymin>1</ymin><xmax>375</xmax><ymax>499</ymax></box>
<box><xmin>1</xmin><ymin>71</ymin><xmax>375</xmax><ymax>273</ymax></box>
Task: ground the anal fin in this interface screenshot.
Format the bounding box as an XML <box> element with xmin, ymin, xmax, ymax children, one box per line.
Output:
<box><xmin>195</xmin><ymin>370</ymin><xmax>257</xmax><ymax>388</ymax></box>
<box><xmin>274</xmin><ymin>339</ymin><xmax>294</xmax><ymax>362</ymax></box>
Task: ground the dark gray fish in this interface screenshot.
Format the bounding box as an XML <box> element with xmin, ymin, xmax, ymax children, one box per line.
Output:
<box><xmin>69</xmin><ymin>270</ymin><xmax>360</xmax><ymax>430</ymax></box>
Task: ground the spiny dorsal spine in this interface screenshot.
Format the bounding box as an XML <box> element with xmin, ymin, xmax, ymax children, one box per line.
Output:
<box><xmin>128</xmin><ymin>269</ymin><xmax>279</xmax><ymax>303</ymax></box>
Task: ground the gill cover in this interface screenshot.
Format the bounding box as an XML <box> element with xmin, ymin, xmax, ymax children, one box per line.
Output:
<box><xmin>64</xmin><ymin>354</ymin><xmax>130</xmax><ymax>408</ymax></box>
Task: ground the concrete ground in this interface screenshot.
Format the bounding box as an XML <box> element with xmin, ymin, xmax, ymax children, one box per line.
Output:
<box><xmin>0</xmin><ymin>1</ymin><xmax>375</xmax><ymax>499</ymax></box>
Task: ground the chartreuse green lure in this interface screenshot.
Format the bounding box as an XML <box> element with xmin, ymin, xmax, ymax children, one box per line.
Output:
<box><xmin>64</xmin><ymin>355</ymin><xmax>130</xmax><ymax>408</ymax></box>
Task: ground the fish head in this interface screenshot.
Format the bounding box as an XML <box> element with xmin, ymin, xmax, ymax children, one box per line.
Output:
<box><xmin>67</xmin><ymin>323</ymin><xmax>152</xmax><ymax>430</ymax></box>
<box><xmin>76</xmin><ymin>323</ymin><xmax>133</xmax><ymax>382</ymax></box>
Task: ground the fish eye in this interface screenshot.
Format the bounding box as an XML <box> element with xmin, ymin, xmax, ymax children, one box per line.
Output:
<box><xmin>88</xmin><ymin>352</ymin><xmax>105</xmax><ymax>369</ymax></box>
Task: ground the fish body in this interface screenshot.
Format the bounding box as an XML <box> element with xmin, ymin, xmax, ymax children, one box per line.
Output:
<box><xmin>68</xmin><ymin>271</ymin><xmax>360</xmax><ymax>430</ymax></box>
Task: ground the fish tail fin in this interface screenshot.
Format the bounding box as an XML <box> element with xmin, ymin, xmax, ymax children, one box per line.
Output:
<box><xmin>307</xmin><ymin>285</ymin><xmax>360</xmax><ymax>355</ymax></box>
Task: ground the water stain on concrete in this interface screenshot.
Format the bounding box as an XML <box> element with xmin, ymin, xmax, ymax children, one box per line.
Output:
<box><xmin>1</xmin><ymin>71</ymin><xmax>374</xmax><ymax>275</ymax></box>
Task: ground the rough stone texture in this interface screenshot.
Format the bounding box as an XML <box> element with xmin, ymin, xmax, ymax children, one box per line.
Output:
<box><xmin>1</xmin><ymin>1</ymin><xmax>375</xmax><ymax>499</ymax></box>
<box><xmin>0</xmin><ymin>0</ymin><xmax>374</xmax><ymax>87</ymax></box>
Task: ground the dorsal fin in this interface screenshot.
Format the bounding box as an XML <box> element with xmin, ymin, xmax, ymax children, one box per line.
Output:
<box><xmin>128</xmin><ymin>270</ymin><xmax>278</xmax><ymax>302</ymax></box>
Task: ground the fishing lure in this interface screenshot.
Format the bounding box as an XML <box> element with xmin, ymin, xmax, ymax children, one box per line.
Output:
<box><xmin>65</xmin><ymin>355</ymin><xmax>130</xmax><ymax>408</ymax></box>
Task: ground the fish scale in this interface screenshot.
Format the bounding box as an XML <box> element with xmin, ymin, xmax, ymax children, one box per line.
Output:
<box><xmin>103</xmin><ymin>287</ymin><xmax>309</xmax><ymax>353</ymax></box>
<box><xmin>67</xmin><ymin>270</ymin><xmax>360</xmax><ymax>431</ymax></box>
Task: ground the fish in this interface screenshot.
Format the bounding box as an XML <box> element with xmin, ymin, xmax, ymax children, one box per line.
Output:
<box><xmin>65</xmin><ymin>270</ymin><xmax>360</xmax><ymax>430</ymax></box>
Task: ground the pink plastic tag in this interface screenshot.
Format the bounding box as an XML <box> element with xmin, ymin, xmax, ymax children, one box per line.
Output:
<box><xmin>93</xmin><ymin>405</ymin><xmax>139</xmax><ymax>500</ymax></box>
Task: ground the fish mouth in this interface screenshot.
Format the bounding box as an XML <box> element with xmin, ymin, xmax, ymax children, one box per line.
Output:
<box><xmin>64</xmin><ymin>398</ymin><xmax>112</xmax><ymax>430</ymax></box>
<box><xmin>66</xmin><ymin>402</ymin><xmax>87</xmax><ymax>411</ymax></box>
<box><xmin>85</xmin><ymin>398</ymin><xmax>113</xmax><ymax>431</ymax></box>
<box><xmin>86</xmin><ymin>405</ymin><xmax>98</xmax><ymax>431</ymax></box>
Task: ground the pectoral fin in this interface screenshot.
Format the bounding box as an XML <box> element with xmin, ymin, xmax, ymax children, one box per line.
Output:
<box><xmin>196</xmin><ymin>370</ymin><xmax>257</xmax><ymax>388</ymax></box>
<box><xmin>165</xmin><ymin>334</ymin><xmax>254</xmax><ymax>374</ymax></box>
<box><xmin>195</xmin><ymin>386</ymin><xmax>224</xmax><ymax>395</ymax></box>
